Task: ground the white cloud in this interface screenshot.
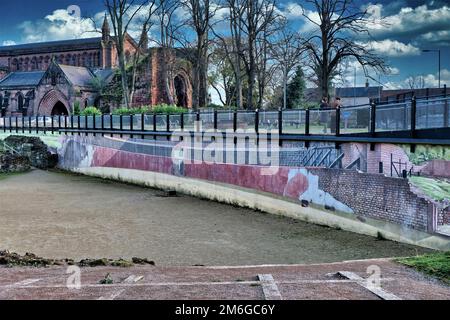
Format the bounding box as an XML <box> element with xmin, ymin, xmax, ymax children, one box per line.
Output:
<box><xmin>363</xmin><ymin>39</ymin><xmax>420</xmax><ymax>57</ymax></box>
<box><xmin>366</xmin><ymin>4</ymin><xmax>450</xmax><ymax>43</ymax></box>
<box><xmin>18</xmin><ymin>9</ymin><xmax>98</xmax><ymax>43</ymax></box>
<box><xmin>2</xmin><ymin>40</ymin><xmax>16</xmax><ymax>46</ymax></box>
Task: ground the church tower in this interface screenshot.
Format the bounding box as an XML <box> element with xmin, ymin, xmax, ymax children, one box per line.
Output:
<box><xmin>101</xmin><ymin>14</ymin><xmax>113</xmax><ymax>69</ymax></box>
<box><xmin>102</xmin><ymin>15</ymin><xmax>110</xmax><ymax>42</ymax></box>
<box><xmin>139</xmin><ymin>22</ymin><xmax>149</xmax><ymax>52</ymax></box>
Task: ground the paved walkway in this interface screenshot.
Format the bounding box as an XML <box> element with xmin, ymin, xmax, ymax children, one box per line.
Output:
<box><xmin>0</xmin><ymin>259</ymin><xmax>448</xmax><ymax>300</ymax></box>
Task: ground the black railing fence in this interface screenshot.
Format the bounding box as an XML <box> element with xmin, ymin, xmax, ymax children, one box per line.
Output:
<box><xmin>0</xmin><ymin>95</ymin><xmax>449</xmax><ymax>146</ymax></box>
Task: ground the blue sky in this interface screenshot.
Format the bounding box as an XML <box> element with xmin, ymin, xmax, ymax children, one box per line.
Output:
<box><xmin>0</xmin><ymin>0</ymin><xmax>449</xmax><ymax>90</ymax></box>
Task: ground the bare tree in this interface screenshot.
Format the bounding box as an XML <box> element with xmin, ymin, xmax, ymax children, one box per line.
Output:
<box><xmin>407</xmin><ymin>75</ymin><xmax>426</xmax><ymax>90</ymax></box>
<box><xmin>241</xmin><ymin>0</ymin><xmax>279</xmax><ymax>109</ymax></box>
<box><xmin>212</xmin><ymin>0</ymin><xmax>246</xmax><ymax>109</ymax></box>
<box><xmin>269</xmin><ymin>23</ymin><xmax>304</xmax><ymax>109</ymax></box>
<box><xmin>180</xmin><ymin>1</ymin><xmax>217</xmax><ymax>109</ymax></box>
<box><xmin>129</xmin><ymin>3</ymin><xmax>160</xmax><ymax>105</ymax></box>
<box><xmin>302</xmin><ymin>0</ymin><xmax>388</xmax><ymax>99</ymax></box>
<box><xmin>105</xmin><ymin>0</ymin><xmax>150</xmax><ymax>108</ymax></box>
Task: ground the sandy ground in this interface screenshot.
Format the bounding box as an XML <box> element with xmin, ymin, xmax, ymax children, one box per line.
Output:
<box><xmin>0</xmin><ymin>170</ymin><xmax>430</xmax><ymax>266</ymax></box>
<box><xmin>0</xmin><ymin>259</ymin><xmax>448</xmax><ymax>300</ymax></box>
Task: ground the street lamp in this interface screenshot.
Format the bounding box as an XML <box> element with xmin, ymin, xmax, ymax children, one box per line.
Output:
<box><xmin>422</xmin><ymin>49</ymin><xmax>441</xmax><ymax>88</ymax></box>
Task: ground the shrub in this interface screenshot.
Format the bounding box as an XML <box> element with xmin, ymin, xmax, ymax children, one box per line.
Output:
<box><xmin>152</xmin><ymin>104</ymin><xmax>187</xmax><ymax>114</ymax></box>
<box><xmin>112</xmin><ymin>104</ymin><xmax>188</xmax><ymax>115</ymax></box>
<box><xmin>81</xmin><ymin>106</ymin><xmax>102</xmax><ymax>116</ymax></box>
<box><xmin>73</xmin><ymin>101</ymin><xmax>81</xmax><ymax>115</ymax></box>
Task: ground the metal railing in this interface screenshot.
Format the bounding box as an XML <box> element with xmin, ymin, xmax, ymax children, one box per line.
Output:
<box><xmin>0</xmin><ymin>95</ymin><xmax>449</xmax><ymax>146</ymax></box>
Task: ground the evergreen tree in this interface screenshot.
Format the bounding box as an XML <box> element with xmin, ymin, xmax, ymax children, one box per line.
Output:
<box><xmin>286</xmin><ymin>66</ymin><xmax>306</xmax><ymax>109</ymax></box>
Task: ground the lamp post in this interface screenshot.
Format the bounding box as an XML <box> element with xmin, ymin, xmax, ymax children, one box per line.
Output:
<box><xmin>422</xmin><ymin>49</ymin><xmax>441</xmax><ymax>88</ymax></box>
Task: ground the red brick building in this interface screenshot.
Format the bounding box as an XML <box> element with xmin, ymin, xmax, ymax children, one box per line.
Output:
<box><xmin>0</xmin><ymin>17</ymin><xmax>193</xmax><ymax>116</ymax></box>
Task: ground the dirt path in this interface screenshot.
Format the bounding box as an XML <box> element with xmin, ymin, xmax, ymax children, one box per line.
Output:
<box><xmin>0</xmin><ymin>259</ymin><xmax>448</xmax><ymax>300</ymax></box>
<box><xmin>0</xmin><ymin>170</ymin><xmax>430</xmax><ymax>266</ymax></box>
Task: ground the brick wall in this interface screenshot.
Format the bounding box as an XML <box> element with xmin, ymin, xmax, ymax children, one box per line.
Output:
<box><xmin>308</xmin><ymin>168</ymin><xmax>430</xmax><ymax>231</ymax></box>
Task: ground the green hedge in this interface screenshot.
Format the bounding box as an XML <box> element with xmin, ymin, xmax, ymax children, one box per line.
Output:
<box><xmin>112</xmin><ymin>104</ymin><xmax>188</xmax><ymax>115</ymax></box>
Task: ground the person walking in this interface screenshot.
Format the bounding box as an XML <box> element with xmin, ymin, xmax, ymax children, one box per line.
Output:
<box><xmin>330</xmin><ymin>97</ymin><xmax>342</xmax><ymax>134</ymax></box>
<box><xmin>319</xmin><ymin>97</ymin><xmax>329</xmax><ymax>133</ymax></box>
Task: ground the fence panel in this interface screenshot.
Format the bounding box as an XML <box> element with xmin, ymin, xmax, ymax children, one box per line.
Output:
<box><xmin>282</xmin><ymin>110</ymin><xmax>306</xmax><ymax>134</ymax></box>
<box><xmin>258</xmin><ymin>111</ymin><xmax>279</xmax><ymax>131</ymax></box>
<box><xmin>376</xmin><ymin>102</ymin><xmax>411</xmax><ymax>131</ymax></box>
<box><xmin>340</xmin><ymin>105</ymin><xmax>371</xmax><ymax>134</ymax></box>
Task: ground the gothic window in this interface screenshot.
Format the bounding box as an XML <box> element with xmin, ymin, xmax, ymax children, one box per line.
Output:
<box><xmin>51</xmin><ymin>73</ymin><xmax>57</xmax><ymax>86</ymax></box>
<box><xmin>17</xmin><ymin>93</ymin><xmax>24</xmax><ymax>111</ymax></box>
<box><xmin>31</xmin><ymin>57</ymin><xmax>38</xmax><ymax>70</ymax></box>
<box><xmin>11</xmin><ymin>59</ymin><xmax>19</xmax><ymax>71</ymax></box>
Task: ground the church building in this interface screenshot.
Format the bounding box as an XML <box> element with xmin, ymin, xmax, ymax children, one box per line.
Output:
<box><xmin>0</xmin><ymin>17</ymin><xmax>193</xmax><ymax>117</ymax></box>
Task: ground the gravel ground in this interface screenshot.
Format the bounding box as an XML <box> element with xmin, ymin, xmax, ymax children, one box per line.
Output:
<box><xmin>0</xmin><ymin>170</ymin><xmax>430</xmax><ymax>266</ymax></box>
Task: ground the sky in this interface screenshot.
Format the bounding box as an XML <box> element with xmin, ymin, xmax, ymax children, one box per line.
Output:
<box><xmin>0</xmin><ymin>0</ymin><xmax>449</xmax><ymax>91</ymax></box>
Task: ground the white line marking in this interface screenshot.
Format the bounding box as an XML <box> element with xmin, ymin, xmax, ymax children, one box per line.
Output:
<box><xmin>123</xmin><ymin>275</ymin><xmax>144</xmax><ymax>284</ymax></box>
<box><xmin>13</xmin><ymin>279</ymin><xmax>41</xmax><ymax>286</ymax></box>
<box><xmin>258</xmin><ymin>274</ymin><xmax>282</xmax><ymax>300</ymax></box>
<box><xmin>0</xmin><ymin>278</ymin><xmax>396</xmax><ymax>290</ymax></box>
<box><xmin>338</xmin><ymin>271</ymin><xmax>401</xmax><ymax>300</ymax></box>
<box><xmin>98</xmin><ymin>289</ymin><xmax>125</xmax><ymax>300</ymax></box>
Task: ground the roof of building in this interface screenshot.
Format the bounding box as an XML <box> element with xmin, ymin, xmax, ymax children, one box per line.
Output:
<box><xmin>335</xmin><ymin>86</ymin><xmax>382</xmax><ymax>98</ymax></box>
<box><xmin>0</xmin><ymin>38</ymin><xmax>103</xmax><ymax>56</ymax></box>
<box><xmin>0</xmin><ymin>71</ymin><xmax>45</xmax><ymax>88</ymax></box>
<box><xmin>92</xmin><ymin>68</ymin><xmax>115</xmax><ymax>82</ymax></box>
<box><xmin>59</xmin><ymin>64</ymin><xmax>94</xmax><ymax>87</ymax></box>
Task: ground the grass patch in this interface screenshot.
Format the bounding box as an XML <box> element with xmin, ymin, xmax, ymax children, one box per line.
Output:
<box><xmin>396</xmin><ymin>252</ymin><xmax>450</xmax><ymax>285</ymax></box>
<box><xmin>409</xmin><ymin>176</ymin><xmax>450</xmax><ymax>202</ymax></box>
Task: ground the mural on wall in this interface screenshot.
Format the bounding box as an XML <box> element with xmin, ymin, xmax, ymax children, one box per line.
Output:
<box><xmin>58</xmin><ymin>135</ymin><xmax>355</xmax><ymax>216</ymax></box>
<box><xmin>286</xmin><ymin>168</ymin><xmax>354</xmax><ymax>214</ymax></box>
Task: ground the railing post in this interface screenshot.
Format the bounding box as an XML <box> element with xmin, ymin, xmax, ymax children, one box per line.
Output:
<box><xmin>411</xmin><ymin>95</ymin><xmax>417</xmax><ymax>138</ymax></box>
<box><xmin>130</xmin><ymin>114</ymin><xmax>134</xmax><ymax>139</ymax></box>
<box><xmin>51</xmin><ymin>116</ymin><xmax>54</xmax><ymax>134</ymax></box>
<box><xmin>28</xmin><ymin>116</ymin><xmax>32</xmax><ymax>134</ymax></box>
<box><xmin>278</xmin><ymin>107</ymin><xmax>283</xmax><ymax>146</ymax></box>
<box><xmin>77</xmin><ymin>115</ymin><xmax>81</xmax><ymax>136</ymax></box>
<box><xmin>85</xmin><ymin>115</ymin><xmax>88</xmax><ymax>136</ymax></box>
<box><xmin>36</xmin><ymin>115</ymin><xmax>39</xmax><ymax>134</ymax></box>
<box><xmin>305</xmin><ymin>108</ymin><xmax>310</xmax><ymax>136</ymax></box>
<box><xmin>22</xmin><ymin>116</ymin><xmax>25</xmax><ymax>134</ymax></box>
<box><xmin>335</xmin><ymin>107</ymin><xmax>340</xmax><ymax>136</ymax></box>
<box><xmin>153</xmin><ymin>113</ymin><xmax>157</xmax><ymax>140</ymax></box>
<box><xmin>141</xmin><ymin>113</ymin><xmax>145</xmax><ymax>139</ymax></box>
<box><xmin>255</xmin><ymin>109</ymin><xmax>259</xmax><ymax>133</ymax></box>
<box><xmin>15</xmin><ymin>116</ymin><xmax>18</xmax><ymax>133</ymax></box>
<box><xmin>110</xmin><ymin>114</ymin><xmax>113</xmax><ymax>137</ymax></box>
<box><xmin>58</xmin><ymin>115</ymin><xmax>61</xmax><ymax>134</ymax></box>
<box><xmin>305</xmin><ymin>108</ymin><xmax>310</xmax><ymax>149</ymax></box>
<box><xmin>93</xmin><ymin>114</ymin><xmax>97</xmax><ymax>137</ymax></box>
<box><xmin>180</xmin><ymin>112</ymin><xmax>184</xmax><ymax>130</ymax></box>
<box><xmin>233</xmin><ymin>110</ymin><xmax>237</xmax><ymax>145</ymax></box>
<box><xmin>166</xmin><ymin>113</ymin><xmax>170</xmax><ymax>140</ymax></box>
<box><xmin>214</xmin><ymin>110</ymin><xmax>218</xmax><ymax>130</ymax></box>
<box><xmin>370</xmin><ymin>100</ymin><xmax>376</xmax><ymax>135</ymax></box>
<box><xmin>43</xmin><ymin>115</ymin><xmax>46</xmax><ymax>134</ymax></box>
<box><xmin>101</xmin><ymin>114</ymin><xmax>105</xmax><ymax>137</ymax></box>
<box><xmin>119</xmin><ymin>114</ymin><xmax>123</xmax><ymax>138</ymax></box>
